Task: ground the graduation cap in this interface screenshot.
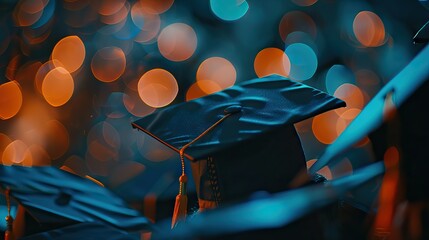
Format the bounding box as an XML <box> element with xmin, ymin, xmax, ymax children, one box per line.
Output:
<box><xmin>153</xmin><ymin>161</ymin><xmax>385</xmax><ymax>240</ymax></box>
<box><xmin>132</xmin><ymin>75</ymin><xmax>345</xmax><ymax>226</ymax></box>
<box><xmin>0</xmin><ymin>165</ymin><xmax>151</xmax><ymax>237</ymax></box>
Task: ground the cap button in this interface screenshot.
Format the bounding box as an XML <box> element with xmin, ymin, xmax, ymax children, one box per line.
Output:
<box><xmin>224</xmin><ymin>105</ymin><xmax>242</xmax><ymax>115</ymax></box>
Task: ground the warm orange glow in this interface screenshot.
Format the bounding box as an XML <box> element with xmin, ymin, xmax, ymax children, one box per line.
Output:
<box><xmin>306</xmin><ymin>159</ymin><xmax>333</xmax><ymax>180</ymax></box>
<box><xmin>353</xmin><ymin>11</ymin><xmax>386</xmax><ymax>47</ymax></box>
<box><xmin>292</xmin><ymin>0</ymin><xmax>318</xmax><ymax>7</ymax></box>
<box><xmin>0</xmin><ymin>133</ymin><xmax>12</xmax><ymax>163</ymax></box>
<box><xmin>109</xmin><ymin>161</ymin><xmax>146</xmax><ymax>187</ymax></box>
<box><xmin>254</xmin><ymin>48</ymin><xmax>290</xmax><ymax>78</ymax></box>
<box><xmin>336</xmin><ymin>108</ymin><xmax>362</xmax><ymax>136</ymax></box>
<box><xmin>196</xmin><ymin>80</ymin><xmax>223</xmax><ymax>95</ymax></box>
<box><xmin>51</xmin><ymin>35</ymin><xmax>86</xmax><ymax>73</ymax></box>
<box><xmin>132</xmin><ymin>3</ymin><xmax>161</xmax><ymax>44</ymax></box>
<box><xmin>186</xmin><ymin>82</ymin><xmax>208</xmax><ymax>101</ymax></box>
<box><xmin>6</xmin><ymin>55</ymin><xmax>20</xmax><ymax>81</ymax></box>
<box><xmin>137</xmin><ymin>68</ymin><xmax>178</xmax><ymax>108</ymax></box>
<box><xmin>35</xmin><ymin>60</ymin><xmax>64</xmax><ymax>94</ymax></box>
<box><xmin>123</xmin><ymin>89</ymin><xmax>156</xmax><ymax>117</ymax></box>
<box><xmin>312</xmin><ymin>110</ymin><xmax>340</xmax><ymax>144</ymax></box>
<box><xmin>13</xmin><ymin>0</ymin><xmax>44</xmax><ymax>27</ymax></box>
<box><xmin>384</xmin><ymin>146</ymin><xmax>399</xmax><ymax>168</ymax></box>
<box><xmin>91</xmin><ymin>47</ymin><xmax>127</xmax><ymax>83</ymax></box>
<box><xmin>279</xmin><ymin>11</ymin><xmax>317</xmax><ymax>42</ymax></box>
<box><xmin>100</xmin><ymin>1</ymin><xmax>130</xmax><ymax>25</ymax></box>
<box><xmin>197</xmin><ymin>57</ymin><xmax>236</xmax><ymax>90</ymax></box>
<box><xmin>158</xmin><ymin>23</ymin><xmax>197</xmax><ymax>62</ymax></box>
<box><xmin>41</xmin><ymin>120</ymin><xmax>70</xmax><ymax>160</ymax></box>
<box><xmin>139</xmin><ymin>0</ymin><xmax>174</xmax><ymax>14</ymax></box>
<box><xmin>97</xmin><ymin>0</ymin><xmax>126</xmax><ymax>15</ymax></box>
<box><xmin>334</xmin><ymin>83</ymin><xmax>364</xmax><ymax>116</ymax></box>
<box><xmin>42</xmin><ymin>67</ymin><xmax>74</xmax><ymax>107</ymax></box>
<box><xmin>25</xmin><ymin>144</ymin><xmax>51</xmax><ymax>166</ymax></box>
<box><xmin>2</xmin><ymin>140</ymin><xmax>28</xmax><ymax>165</ymax></box>
<box><xmin>0</xmin><ymin>81</ymin><xmax>23</xmax><ymax>120</ymax></box>
<box><xmin>373</xmin><ymin>146</ymin><xmax>400</xmax><ymax>234</ymax></box>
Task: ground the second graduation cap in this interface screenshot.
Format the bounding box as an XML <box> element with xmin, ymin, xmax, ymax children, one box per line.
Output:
<box><xmin>132</xmin><ymin>75</ymin><xmax>345</xmax><ymax>212</ymax></box>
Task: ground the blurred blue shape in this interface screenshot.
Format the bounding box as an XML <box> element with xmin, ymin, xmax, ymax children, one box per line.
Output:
<box><xmin>210</xmin><ymin>0</ymin><xmax>249</xmax><ymax>21</ymax></box>
<box><xmin>21</xmin><ymin>222</ymin><xmax>140</xmax><ymax>240</ymax></box>
<box><xmin>310</xmin><ymin>43</ymin><xmax>429</xmax><ymax>174</ymax></box>
<box><xmin>0</xmin><ymin>165</ymin><xmax>151</xmax><ymax>232</ymax></box>
<box><xmin>285</xmin><ymin>43</ymin><xmax>318</xmax><ymax>81</ymax></box>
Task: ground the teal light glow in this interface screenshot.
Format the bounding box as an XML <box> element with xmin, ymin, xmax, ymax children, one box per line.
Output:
<box><xmin>210</xmin><ymin>0</ymin><xmax>249</xmax><ymax>21</ymax></box>
<box><xmin>325</xmin><ymin>65</ymin><xmax>355</xmax><ymax>95</ymax></box>
<box><xmin>285</xmin><ymin>43</ymin><xmax>318</xmax><ymax>81</ymax></box>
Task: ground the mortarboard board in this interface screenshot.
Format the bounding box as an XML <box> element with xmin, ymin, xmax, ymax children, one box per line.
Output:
<box><xmin>152</xmin><ymin>161</ymin><xmax>385</xmax><ymax>240</ymax></box>
<box><xmin>132</xmin><ymin>74</ymin><xmax>345</xmax><ymax>225</ymax></box>
<box><xmin>0</xmin><ymin>165</ymin><xmax>151</xmax><ymax>236</ymax></box>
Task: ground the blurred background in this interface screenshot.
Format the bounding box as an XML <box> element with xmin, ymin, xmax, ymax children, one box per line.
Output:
<box><xmin>1</xmin><ymin>0</ymin><xmax>429</xmax><ymax>228</ymax></box>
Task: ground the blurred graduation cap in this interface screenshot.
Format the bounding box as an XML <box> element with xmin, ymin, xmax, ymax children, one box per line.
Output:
<box><xmin>0</xmin><ymin>164</ymin><xmax>151</xmax><ymax>236</ymax></box>
<box><xmin>20</xmin><ymin>222</ymin><xmax>140</xmax><ymax>240</ymax></box>
<box><xmin>309</xmin><ymin>40</ymin><xmax>429</xmax><ymax>175</ymax></box>
<box><xmin>132</xmin><ymin>75</ymin><xmax>345</xmax><ymax>225</ymax></box>
<box><xmin>152</xmin><ymin>161</ymin><xmax>385</xmax><ymax>240</ymax></box>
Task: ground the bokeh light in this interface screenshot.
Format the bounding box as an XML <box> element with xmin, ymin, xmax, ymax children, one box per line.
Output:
<box><xmin>13</xmin><ymin>0</ymin><xmax>45</xmax><ymax>27</ymax></box>
<box><xmin>137</xmin><ymin>68</ymin><xmax>178</xmax><ymax>108</ymax></box>
<box><xmin>279</xmin><ymin>11</ymin><xmax>317</xmax><ymax>42</ymax></box>
<box><xmin>123</xmin><ymin>88</ymin><xmax>156</xmax><ymax>117</ymax></box>
<box><xmin>109</xmin><ymin>161</ymin><xmax>146</xmax><ymax>187</ymax></box>
<box><xmin>0</xmin><ymin>81</ymin><xmax>23</xmax><ymax>120</ymax></box>
<box><xmin>325</xmin><ymin>65</ymin><xmax>355</xmax><ymax>95</ymax></box>
<box><xmin>353</xmin><ymin>11</ymin><xmax>386</xmax><ymax>47</ymax></box>
<box><xmin>197</xmin><ymin>57</ymin><xmax>236</xmax><ymax>90</ymax></box>
<box><xmin>0</xmin><ymin>133</ymin><xmax>12</xmax><ymax>164</ymax></box>
<box><xmin>35</xmin><ymin>60</ymin><xmax>64</xmax><ymax>94</ymax></box>
<box><xmin>51</xmin><ymin>35</ymin><xmax>86</xmax><ymax>73</ymax></box>
<box><xmin>186</xmin><ymin>82</ymin><xmax>213</xmax><ymax>101</ymax></box>
<box><xmin>96</xmin><ymin>0</ymin><xmax>126</xmax><ymax>16</ymax></box>
<box><xmin>41</xmin><ymin>67</ymin><xmax>74</xmax><ymax>107</ymax></box>
<box><xmin>41</xmin><ymin>120</ymin><xmax>70</xmax><ymax>160</ymax></box>
<box><xmin>131</xmin><ymin>2</ymin><xmax>161</xmax><ymax>44</ymax></box>
<box><xmin>86</xmin><ymin>121</ymin><xmax>120</xmax><ymax>175</ymax></box>
<box><xmin>292</xmin><ymin>0</ymin><xmax>318</xmax><ymax>7</ymax></box>
<box><xmin>25</xmin><ymin>144</ymin><xmax>51</xmax><ymax>166</ymax></box>
<box><xmin>2</xmin><ymin>140</ymin><xmax>29</xmax><ymax>165</ymax></box>
<box><xmin>157</xmin><ymin>23</ymin><xmax>197</xmax><ymax>62</ymax></box>
<box><xmin>333</xmin><ymin>83</ymin><xmax>365</xmax><ymax>115</ymax></box>
<box><xmin>99</xmin><ymin>1</ymin><xmax>130</xmax><ymax>25</ymax></box>
<box><xmin>210</xmin><ymin>0</ymin><xmax>249</xmax><ymax>21</ymax></box>
<box><xmin>91</xmin><ymin>47</ymin><xmax>127</xmax><ymax>82</ymax></box>
<box><xmin>312</xmin><ymin>110</ymin><xmax>340</xmax><ymax>145</ymax></box>
<box><xmin>139</xmin><ymin>0</ymin><xmax>174</xmax><ymax>14</ymax></box>
<box><xmin>254</xmin><ymin>48</ymin><xmax>290</xmax><ymax>78</ymax></box>
<box><xmin>285</xmin><ymin>43</ymin><xmax>318</xmax><ymax>81</ymax></box>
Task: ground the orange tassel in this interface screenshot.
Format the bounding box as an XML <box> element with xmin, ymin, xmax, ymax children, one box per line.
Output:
<box><xmin>171</xmin><ymin>174</ymin><xmax>188</xmax><ymax>228</ymax></box>
<box><xmin>4</xmin><ymin>188</ymin><xmax>15</xmax><ymax>240</ymax></box>
<box><xmin>4</xmin><ymin>216</ymin><xmax>15</xmax><ymax>240</ymax></box>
